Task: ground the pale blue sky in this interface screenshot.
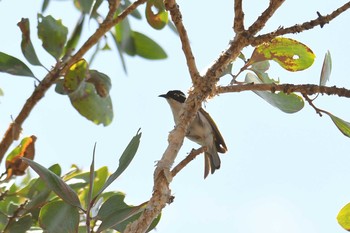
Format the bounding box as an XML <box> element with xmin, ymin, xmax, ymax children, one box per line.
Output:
<box><xmin>1</xmin><ymin>1</ymin><xmax>350</xmax><ymax>233</ymax></box>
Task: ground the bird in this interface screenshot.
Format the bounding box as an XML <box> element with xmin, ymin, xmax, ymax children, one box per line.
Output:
<box><xmin>159</xmin><ymin>90</ymin><xmax>227</xmax><ymax>178</ymax></box>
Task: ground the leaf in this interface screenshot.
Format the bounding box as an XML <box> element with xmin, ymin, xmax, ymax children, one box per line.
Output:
<box><xmin>64</xmin><ymin>14</ymin><xmax>85</xmax><ymax>56</ymax></box>
<box><xmin>320</xmin><ymin>50</ymin><xmax>332</xmax><ymax>86</ymax></box>
<box><xmin>22</xmin><ymin>158</ymin><xmax>82</xmax><ymax>208</ymax></box>
<box><xmin>69</xmin><ymin>82</ymin><xmax>113</xmax><ymax>126</ymax></box>
<box><xmin>74</xmin><ymin>0</ymin><xmax>94</xmax><ymax>14</ymax></box>
<box><xmin>219</xmin><ymin>63</ymin><xmax>233</xmax><ymax>78</ymax></box>
<box><xmin>245</xmin><ymin>72</ymin><xmax>304</xmax><ymax>113</ymax></box>
<box><xmin>5</xmin><ymin>214</ymin><xmax>32</xmax><ymax>233</ymax></box>
<box><xmin>132</xmin><ymin>31</ymin><xmax>167</xmax><ymax>59</ymax></box>
<box><xmin>39</xmin><ymin>200</ymin><xmax>79</xmax><ymax>233</ymax></box>
<box><xmin>249</xmin><ymin>37</ymin><xmax>315</xmax><ymax>72</ymax></box>
<box><xmin>95</xmin><ymin>130</ymin><xmax>141</xmax><ymax>198</ymax></box>
<box><xmin>41</xmin><ymin>0</ymin><xmax>50</xmax><ymax>12</ymax></box>
<box><xmin>96</xmin><ymin>193</ymin><xmax>144</xmax><ymax>232</ymax></box>
<box><xmin>146</xmin><ymin>0</ymin><xmax>168</xmax><ymax>30</ymax></box>
<box><xmin>64</xmin><ymin>59</ymin><xmax>88</xmax><ymax>93</ymax></box>
<box><xmin>325</xmin><ymin>112</ymin><xmax>350</xmax><ymax>137</ymax></box>
<box><xmin>5</xmin><ymin>135</ymin><xmax>37</xmax><ymax>180</ymax></box>
<box><xmin>114</xmin><ymin>18</ymin><xmax>136</xmax><ymax>56</ymax></box>
<box><xmin>0</xmin><ymin>52</ymin><xmax>35</xmax><ymax>77</ymax></box>
<box><xmin>37</xmin><ymin>14</ymin><xmax>68</xmax><ymax>60</ymax></box>
<box><xmin>87</xmin><ymin>70</ymin><xmax>112</xmax><ymax>98</ymax></box>
<box><xmin>122</xmin><ymin>0</ymin><xmax>142</xmax><ymax>19</ymax></box>
<box><xmin>17</xmin><ymin>18</ymin><xmax>43</xmax><ymax>67</ymax></box>
<box><xmin>87</xmin><ymin>143</ymin><xmax>96</xmax><ymax>210</ymax></box>
<box><xmin>338</xmin><ymin>202</ymin><xmax>350</xmax><ymax>230</ymax></box>
<box><xmin>90</xmin><ymin>0</ymin><xmax>104</xmax><ymax>19</ymax></box>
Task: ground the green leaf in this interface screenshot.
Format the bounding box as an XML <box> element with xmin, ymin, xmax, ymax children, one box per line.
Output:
<box><xmin>69</xmin><ymin>82</ymin><xmax>113</xmax><ymax>126</ymax></box>
<box><xmin>74</xmin><ymin>0</ymin><xmax>94</xmax><ymax>14</ymax></box>
<box><xmin>320</xmin><ymin>50</ymin><xmax>332</xmax><ymax>86</ymax></box>
<box><xmin>5</xmin><ymin>214</ymin><xmax>32</xmax><ymax>233</ymax></box>
<box><xmin>64</xmin><ymin>59</ymin><xmax>88</xmax><ymax>93</ymax></box>
<box><xmin>249</xmin><ymin>37</ymin><xmax>315</xmax><ymax>72</ymax></box>
<box><xmin>115</xmin><ymin>18</ymin><xmax>136</xmax><ymax>56</ymax></box>
<box><xmin>112</xmin><ymin>20</ymin><xmax>130</xmax><ymax>72</ymax></box>
<box><xmin>22</xmin><ymin>158</ymin><xmax>82</xmax><ymax>208</ymax></box>
<box><xmin>95</xmin><ymin>130</ymin><xmax>141</xmax><ymax>198</ymax></box>
<box><xmin>338</xmin><ymin>202</ymin><xmax>350</xmax><ymax>230</ymax></box>
<box><xmin>64</xmin><ymin>14</ymin><xmax>85</xmax><ymax>56</ymax></box>
<box><xmin>132</xmin><ymin>31</ymin><xmax>167</xmax><ymax>59</ymax></box>
<box><xmin>41</xmin><ymin>0</ymin><xmax>50</xmax><ymax>12</ymax></box>
<box><xmin>325</xmin><ymin>112</ymin><xmax>350</xmax><ymax>137</ymax></box>
<box><xmin>87</xmin><ymin>143</ymin><xmax>96</xmax><ymax>210</ymax></box>
<box><xmin>219</xmin><ymin>63</ymin><xmax>233</xmax><ymax>78</ymax></box>
<box><xmin>0</xmin><ymin>52</ymin><xmax>35</xmax><ymax>77</ymax></box>
<box><xmin>146</xmin><ymin>0</ymin><xmax>168</xmax><ymax>30</ymax></box>
<box><xmin>17</xmin><ymin>18</ymin><xmax>43</xmax><ymax>67</ymax></box>
<box><xmin>96</xmin><ymin>193</ymin><xmax>144</xmax><ymax>232</ymax></box>
<box><xmin>90</xmin><ymin>0</ymin><xmax>104</xmax><ymax>19</ymax></box>
<box><xmin>37</xmin><ymin>14</ymin><xmax>68</xmax><ymax>60</ymax></box>
<box><xmin>87</xmin><ymin>70</ymin><xmax>112</xmax><ymax>98</ymax></box>
<box><xmin>55</xmin><ymin>79</ymin><xmax>67</xmax><ymax>95</ymax></box>
<box><xmin>122</xmin><ymin>0</ymin><xmax>142</xmax><ymax>19</ymax></box>
<box><xmin>39</xmin><ymin>200</ymin><xmax>79</xmax><ymax>233</ymax></box>
<box><xmin>245</xmin><ymin>72</ymin><xmax>304</xmax><ymax>113</ymax></box>
<box><xmin>0</xmin><ymin>88</ymin><xmax>3</xmax><ymax>96</ymax></box>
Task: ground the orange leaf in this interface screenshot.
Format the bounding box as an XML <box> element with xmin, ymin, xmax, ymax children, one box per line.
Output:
<box><xmin>5</xmin><ymin>135</ymin><xmax>37</xmax><ymax>179</ymax></box>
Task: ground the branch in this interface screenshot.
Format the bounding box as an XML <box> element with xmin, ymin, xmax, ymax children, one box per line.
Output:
<box><xmin>171</xmin><ymin>147</ymin><xmax>206</xmax><ymax>177</ymax></box>
<box><xmin>0</xmin><ymin>63</ymin><xmax>61</xmax><ymax>163</ymax></box>
<box><xmin>0</xmin><ymin>0</ymin><xmax>147</xmax><ymax>163</ymax></box>
<box><xmin>251</xmin><ymin>1</ymin><xmax>350</xmax><ymax>46</ymax></box>
<box><xmin>63</xmin><ymin>0</ymin><xmax>147</xmax><ymax>73</ymax></box>
<box><xmin>164</xmin><ymin>0</ymin><xmax>200</xmax><ymax>85</ymax></box>
<box><xmin>247</xmin><ymin>0</ymin><xmax>285</xmax><ymax>36</ymax></box>
<box><xmin>233</xmin><ymin>0</ymin><xmax>244</xmax><ymax>33</ymax></box>
<box><xmin>217</xmin><ymin>83</ymin><xmax>350</xmax><ymax>98</ymax></box>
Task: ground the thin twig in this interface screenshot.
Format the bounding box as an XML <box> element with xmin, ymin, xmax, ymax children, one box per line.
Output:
<box><xmin>251</xmin><ymin>1</ymin><xmax>350</xmax><ymax>46</ymax></box>
<box><xmin>302</xmin><ymin>93</ymin><xmax>323</xmax><ymax>116</ymax></box>
<box><xmin>171</xmin><ymin>147</ymin><xmax>206</xmax><ymax>177</ymax></box>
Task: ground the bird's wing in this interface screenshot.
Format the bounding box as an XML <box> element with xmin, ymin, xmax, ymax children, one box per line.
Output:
<box><xmin>199</xmin><ymin>108</ymin><xmax>228</xmax><ymax>153</ymax></box>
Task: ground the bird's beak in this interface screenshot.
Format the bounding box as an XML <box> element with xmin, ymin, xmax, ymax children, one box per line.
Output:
<box><xmin>159</xmin><ymin>94</ymin><xmax>167</xmax><ymax>98</ymax></box>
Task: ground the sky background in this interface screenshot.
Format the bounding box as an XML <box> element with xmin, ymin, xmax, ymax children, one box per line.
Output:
<box><xmin>1</xmin><ymin>0</ymin><xmax>350</xmax><ymax>233</ymax></box>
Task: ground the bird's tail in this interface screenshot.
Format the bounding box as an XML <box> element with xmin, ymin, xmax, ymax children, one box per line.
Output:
<box><xmin>204</xmin><ymin>148</ymin><xmax>221</xmax><ymax>179</ymax></box>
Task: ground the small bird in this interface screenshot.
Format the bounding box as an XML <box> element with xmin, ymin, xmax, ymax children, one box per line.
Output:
<box><xmin>159</xmin><ymin>90</ymin><xmax>227</xmax><ymax>178</ymax></box>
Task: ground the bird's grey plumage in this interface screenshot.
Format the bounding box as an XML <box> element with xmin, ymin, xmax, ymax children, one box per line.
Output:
<box><xmin>159</xmin><ymin>90</ymin><xmax>227</xmax><ymax>178</ymax></box>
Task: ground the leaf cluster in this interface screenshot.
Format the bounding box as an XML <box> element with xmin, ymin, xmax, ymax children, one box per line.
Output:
<box><xmin>0</xmin><ymin>130</ymin><xmax>160</xmax><ymax>232</ymax></box>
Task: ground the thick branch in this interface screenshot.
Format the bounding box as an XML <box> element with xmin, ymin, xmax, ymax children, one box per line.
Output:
<box><xmin>217</xmin><ymin>83</ymin><xmax>350</xmax><ymax>98</ymax></box>
<box><xmin>233</xmin><ymin>0</ymin><xmax>245</xmax><ymax>33</ymax></box>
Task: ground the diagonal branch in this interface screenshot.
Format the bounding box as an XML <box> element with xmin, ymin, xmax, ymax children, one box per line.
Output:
<box><xmin>164</xmin><ymin>0</ymin><xmax>200</xmax><ymax>85</ymax></box>
<box><xmin>0</xmin><ymin>0</ymin><xmax>147</xmax><ymax>163</ymax></box>
<box><xmin>251</xmin><ymin>1</ymin><xmax>350</xmax><ymax>46</ymax></box>
<box><xmin>247</xmin><ymin>0</ymin><xmax>285</xmax><ymax>36</ymax></box>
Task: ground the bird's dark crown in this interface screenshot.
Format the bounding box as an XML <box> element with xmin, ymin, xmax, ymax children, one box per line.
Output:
<box><xmin>159</xmin><ymin>90</ymin><xmax>186</xmax><ymax>103</ymax></box>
